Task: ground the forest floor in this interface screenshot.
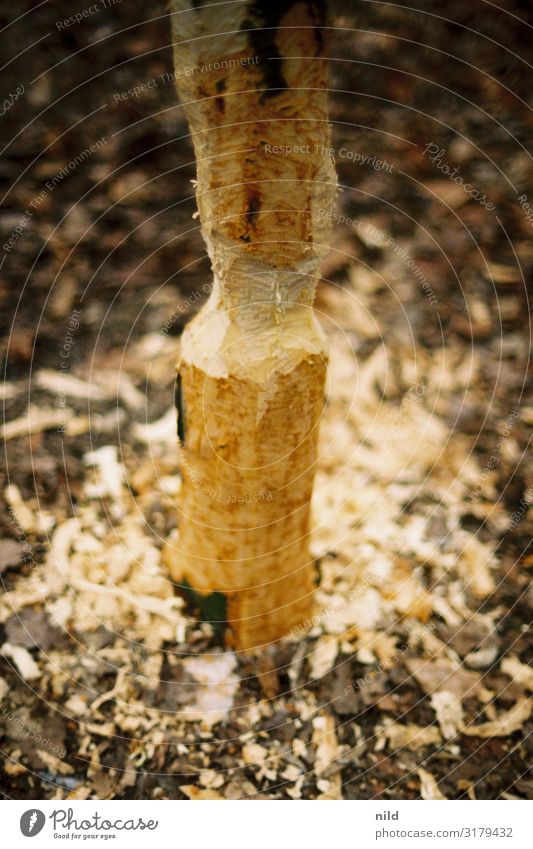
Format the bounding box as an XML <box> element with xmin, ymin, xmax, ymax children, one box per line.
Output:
<box><xmin>0</xmin><ymin>1</ymin><xmax>532</xmax><ymax>799</ymax></box>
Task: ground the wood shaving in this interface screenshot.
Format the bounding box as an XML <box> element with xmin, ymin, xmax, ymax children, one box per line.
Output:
<box><xmin>180</xmin><ymin>786</ymin><xmax>225</xmax><ymax>800</ymax></box>
<box><xmin>182</xmin><ymin>652</ymin><xmax>238</xmax><ymax>728</ymax></box>
<box><xmin>378</xmin><ymin>720</ymin><xmax>442</xmax><ymax>752</ymax></box>
<box><xmin>1</xmin><ymin>643</ymin><xmax>41</xmax><ymax>680</ymax></box>
<box><xmin>430</xmin><ymin>691</ymin><xmax>465</xmax><ymax>739</ymax></box>
<box><xmin>1</xmin><ymin>406</ymin><xmax>70</xmax><ymax>440</ymax></box>
<box><xmin>313</xmin><ymin>712</ymin><xmax>341</xmax><ymax>776</ymax></box>
<box><xmin>309</xmin><ymin>635</ymin><xmax>339</xmax><ymax>679</ymax></box>
<box><xmin>501</xmin><ymin>656</ymin><xmax>533</xmax><ymax>691</ymax></box>
<box><xmin>462</xmin><ymin>698</ymin><xmax>532</xmax><ymax>738</ymax></box>
<box><xmin>418</xmin><ymin>768</ymin><xmax>447</xmax><ymax>800</ymax></box>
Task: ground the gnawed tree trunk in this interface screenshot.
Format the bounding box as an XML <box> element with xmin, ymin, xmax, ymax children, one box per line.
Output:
<box><xmin>168</xmin><ymin>0</ymin><xmax>336</xmax><ymax>649</ymax></box>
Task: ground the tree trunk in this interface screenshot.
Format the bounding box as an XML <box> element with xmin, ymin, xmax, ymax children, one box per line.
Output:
<box><xmin>168</xmin><ymin>0</ymin><xmax>336</xmax><ymax>649</ymax></box>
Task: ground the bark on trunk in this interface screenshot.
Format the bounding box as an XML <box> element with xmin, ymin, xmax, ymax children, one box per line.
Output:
<box><xmin>168</xmin><ymin>0</ymin><xmax>336</xmax><ymax>649</ymax></box>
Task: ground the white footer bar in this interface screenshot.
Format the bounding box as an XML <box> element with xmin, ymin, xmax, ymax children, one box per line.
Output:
<box><xmin>3</xmin><ymin>799</ymin><xmax>532</xmax><ymax>848</ymax></box>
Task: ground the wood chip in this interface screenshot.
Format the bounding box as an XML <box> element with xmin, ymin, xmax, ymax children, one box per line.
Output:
<box><xmin>457</xmin><ymin>534</ymin><xmax>495</xmax><ymax>598</ymax></box>
<box><xmin>242</xmin><ymin>743</ymin><xmax>268</xmax><ymax>765</ymax></box>
<box><xmin>37</xmin><ymin>750</ymin><xmax>74</xmax><ymax>775</ymax></box>
<box><xmin>133</xmin><ymin>407</ymin><xmax>177</xmax><ymax>446</ymax></box>
<box><xmin>483</xmin><ymin>262</ymin><xmax>522</xmax><ymax>284</ymax></box>
<box><xmin>182</xmin><ymin>652</ymin><xmax>238</xmax><ymax>728</ymax></box>
<box><xmin>1</xmin><ymin>406</ymin><xmax>69</xmax><ymax>440</ymax></box>
<box><xmin>35</xmin><ymin>370</ymin><xmax>108</xmax><ymax>400</ymax></box>
<box><xmin>316</xmin><ymin>771</ymin><xmax>343</xmax><ymax>800</ymax></box>
<box><xmin>181</xmin><ymin>785</ymin><xmax>224</xmax><ymax>800</ymax></box>
<box><xmin>430</xmin><ymin>691</ymin><xmax>464</xmax><ymax>740</ymax></box>
<box><xmin>501</xmin><ymin>656</ymin><xmax>533</xmax><ymax>691</ymax></box>
<box><xmin>462</xmin><ymin>698</ymin><xmax>532</xmax><ymax>738</ymax></box>
<box><xmin>84</xmin><ymin>446</ymin><xmax>125</xmax><ymax>499</ymax></box>
<box><xmin>379</xmin><ymin>720</ymin><xmax>441</xmax><ymax>752</ymax></box>
<box><xmin>309</xmin><ymin>635</ymin><xmax>338</xmax><ymax>679</ymax></box>
<box><xmin>313</xmin><ymin>712</ymin><xmax>340</xmax><ymax>776</ymax></box>
<box><xmin>1</xmin><ymin>643</ymin><xmax>41</xmax><ymax>680</ymax></box>
<box><xmin>418</xmin><ymin>767</ymin><xmax>447</xmax><ymax>800</ymax></box>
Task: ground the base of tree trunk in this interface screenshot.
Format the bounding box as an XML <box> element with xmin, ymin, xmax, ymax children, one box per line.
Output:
<box><xmin>168</xmin><ymin>314</ymin><xmax>326</xmax><ymax>649</ymax></box>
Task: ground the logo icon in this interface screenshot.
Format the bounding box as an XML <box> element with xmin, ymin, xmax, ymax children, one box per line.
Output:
<box><xmin>20</xmin><ymin>810</ymin><xmax>46</xmax><ymax>837</ymax></box>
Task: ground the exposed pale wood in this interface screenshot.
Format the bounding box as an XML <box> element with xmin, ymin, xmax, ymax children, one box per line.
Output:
<box><xmin>168</xmin><ymin>0</ymin><xmax>336</xmax><ymax>648</ymax></box>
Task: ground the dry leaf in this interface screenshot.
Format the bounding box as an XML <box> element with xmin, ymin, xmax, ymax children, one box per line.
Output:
<box><xmin>406</xmin><ymin>657</ymin><xmax>482</xmax><ymax>699</ymax></box>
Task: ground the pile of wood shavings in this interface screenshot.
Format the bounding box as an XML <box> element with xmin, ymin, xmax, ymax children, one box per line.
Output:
<box><xmin>0</xmin><ymin>292</ymin><xmax>530</xmax><ymax>799</ymax></box>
